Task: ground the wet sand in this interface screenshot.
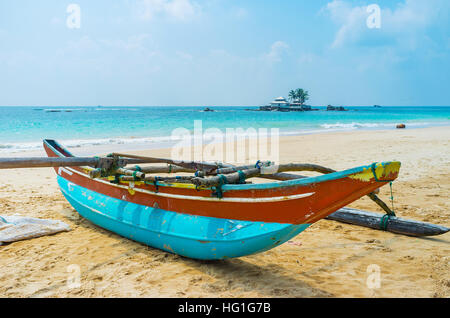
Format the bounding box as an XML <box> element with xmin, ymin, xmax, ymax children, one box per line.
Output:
<box><xmin>0</xmin><ymin>127</ymin><xmax>449</xmax><ymax>297</ymax></box>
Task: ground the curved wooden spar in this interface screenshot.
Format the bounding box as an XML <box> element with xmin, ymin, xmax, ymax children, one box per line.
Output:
<box><xmin>112</xmin><ymin>152</ymin><xmax>222</xmax><ymax>172</ymax></box>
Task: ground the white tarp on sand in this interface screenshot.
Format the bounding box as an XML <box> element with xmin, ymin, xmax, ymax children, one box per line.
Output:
<box><xmin>0</xmin><ymin>215</ymin><xmax>71</xmax><ymax>245</ymax></box>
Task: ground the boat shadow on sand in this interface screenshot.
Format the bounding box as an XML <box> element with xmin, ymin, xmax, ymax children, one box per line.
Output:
<box><xmin>44</xmin><ymin>209</ymin><xmax>332</xmax><ymax>297</ymax></box>
<box><xmin>180</xmin><ymin>258</ymin><xmax>333</xmax><ymax>297</ymax></box>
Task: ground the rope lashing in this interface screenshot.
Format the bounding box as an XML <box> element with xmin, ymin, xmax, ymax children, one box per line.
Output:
<box><xmin>379</xmin><ymin>187</ymin><xmax>397</xmax><ymax>229</ymax></box>
<box><xmin>371</xmin><ymin>162</ymin><xmax>396</xmax><ymax>183</ymax></box>
<box><xmin>153</xmin><ymin>177</ymin><xmax>160</xmax><ymax>193</ymax></box>
<box><xmin>168</xmin><ymin>164</ymin><xmax>173</xmax><ymax>174</ymax></box>
<box><xmin>111</xmin><ymin>174</ymin><xmax>121</xmax><ymax>184</ymax></box>
<box><xmin>219</xmin><ymin>174</ymin><xmax>227</xmax><ymax>185</ymax></box>
<box><xmin>370</xmin><ymin>163</ymin><xmax>397</xmax><ymax>230</ymax></box>
<box><xmin>388</xmin><ymin>181</ymin><xmax>396</xmax><ymax>217</ymax></box>
<box><xmin>96</xmin><ymin>154</ymin><xmax>122</xmax><ymax>177</ymax></box>
<box><xmin>212</xmin><ymin>174</ymin><xmax>228</xmax><ymax>198</ymax></box>
<box><xmin>380</xmin><ymin>214</ymin><xmax>391</xmax><ymax>231</ymax></box>
<box><xmin>132</xmin><ymin>166</ymin><xmax>142</xmax><ymax>181</ymax></box>
<box><xmin>212</xmin><ymin>186</ymin><xmax>222</xmax><ymax>199</ymax></box>
<box><xmin>371</xmin><ymin>163</ymin><xmax>381</xmax><ymax>182</ymax></box>
<box><xmin>237</xmin><ymin>170</ymin><xmax>246</xmax><ymax>184</ymax></box>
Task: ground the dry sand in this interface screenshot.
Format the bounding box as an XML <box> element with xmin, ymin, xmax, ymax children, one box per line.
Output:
<box><xmin>0</xmin><ymin>127</ymin><xmax>449</xmax><ymax>298</ymax></box>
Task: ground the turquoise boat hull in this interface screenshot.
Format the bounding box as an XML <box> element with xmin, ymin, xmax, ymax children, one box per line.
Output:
<box><xmin>58</xmin><ymin>176</ymin><xmax>311</xmax><ymax>260</ymax></box>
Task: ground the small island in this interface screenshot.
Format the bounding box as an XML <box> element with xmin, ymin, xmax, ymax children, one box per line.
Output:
<box><xmin>326</xmin><ymin>105</ymin><xmax>348</xmax><ymax>111</ymax></box>
<box><xmin>255</xmin><ymin>89</ymin><xmax>351</xmax><ymax>112</ymax></box>
<box><xmin>259</xmin><ymin>88</ymin><xmax>317</xmax><ymax>112</ymax></box>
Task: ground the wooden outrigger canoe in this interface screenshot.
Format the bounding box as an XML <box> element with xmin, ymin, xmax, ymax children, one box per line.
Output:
<box><xmin>42</xmin><ymin>139</ymin><xmax>401</xmax><ymax>260</ymax></box>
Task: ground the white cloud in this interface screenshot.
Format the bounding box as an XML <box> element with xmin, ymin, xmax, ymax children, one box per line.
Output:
<box><xmin>325</xmin><ymin>1</ymin><xmax>367</xmax><ymax>48</ymax></box>
<box><xmin>324</xmin><ymin>0</ymin><xmax>449</xmax><ymax>49</ymax></box>
<box><xmin>137</xmin><ymin>0</ymin><xmax>200</xmax><ymax>21</ymax></box>
<box><xmin>263</xmin><ymin>41</ymin><xmax>290</xmax><ymax>63</ymax></box>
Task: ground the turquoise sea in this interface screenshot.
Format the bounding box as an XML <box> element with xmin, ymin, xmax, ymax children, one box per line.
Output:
<box><xmin>0</xmin><ymin>106</ymin><xmax>449</xmax><ymax>154</ymax></box>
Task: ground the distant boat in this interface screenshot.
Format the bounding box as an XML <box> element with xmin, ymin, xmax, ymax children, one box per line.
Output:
<box><xmin>374</xmin><ymin>105</ymin><xmax>382</xmax><ymax>108</ymax></box>
<box><xmin>203</xmin><ymin>107</ymin><xmax>214</xmax><ymax>112</ymax></box>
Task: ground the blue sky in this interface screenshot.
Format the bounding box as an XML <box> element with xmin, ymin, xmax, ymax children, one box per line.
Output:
<box><xmin>0</xmin><ymin>0</ymin><xmax>449</xmax><ymax>106</ymax></box>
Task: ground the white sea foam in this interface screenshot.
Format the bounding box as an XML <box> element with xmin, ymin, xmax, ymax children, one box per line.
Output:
<box><xmin>0</xmin><ymin>135</ymin><xmax>184</xmax><ymax>154</ymax></box>
<box><xmin>0</xmin><ymin>121</ymin><xmax>448</xmax><ymax>154</ymax></box>
<box><xmin>319</xmin><ymin>121</ymin><xmax>439</xmax><ymax>130</ymax></box>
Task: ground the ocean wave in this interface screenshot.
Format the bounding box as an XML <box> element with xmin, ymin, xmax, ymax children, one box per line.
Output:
<box><xmin>1</xmin><ymin>120</ymin><xmax>448</xmax><ymax>154</ymax></box>
<box><xmin>321</xmin><ymin>122</ymin><xmax>392</xmax><ymax>129</ymax></box>
<box><xmin>319</xmin><ymin>121</ymin><xmax>439</xmax><ymax>130</ymax></box>
<box><xmin>0</xmin><ymin>136</ymin><xmax>176</xmax><ymax>154</ymax></box>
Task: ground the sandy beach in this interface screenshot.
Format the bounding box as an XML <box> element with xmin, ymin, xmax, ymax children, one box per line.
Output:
<box><xmin>0</xmin><ymin>126</ymin><xmax>449</xmax><ymax>298</ymax></box>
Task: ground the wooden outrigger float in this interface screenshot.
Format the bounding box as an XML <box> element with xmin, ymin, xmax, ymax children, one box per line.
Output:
<box><xmin>0</xmin><ymin>139</ymin><xmax>447</xmax><ymax>260</ymax></box>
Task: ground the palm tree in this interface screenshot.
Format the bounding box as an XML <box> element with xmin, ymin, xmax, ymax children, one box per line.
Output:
<box><xmin>288</xmin><ymin>90</ymin><xmax>296</xmax><ymax>103</ymax></box>
<box><xmin>301</xmin><ymin>90</ymin><xmax>310</xmax><ymax>105</ymax></box>
<box><xmin>295</xmin><ymin>88</ymin><xmax>304</xmax><ymax>104</ymax></box>
<box><xmin>293</xmin><ymin>88</ymin><xmax>309</xmax><ymax>105</ymax></box>
<box><xmin>287</xmin><ymin>88</ymin><xmax>310</xmax><ymax>105</ymax></box>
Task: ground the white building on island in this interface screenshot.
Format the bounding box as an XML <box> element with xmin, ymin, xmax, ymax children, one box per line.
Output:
<box><xmin>270</xmin><ymin>97</ymin><xmax>290</xmax><ymax>107</ymax></box>
<box><xmin>260</xmin><ymin>96</ymin><xmax>312</xmax><ymax>111</ymax></box>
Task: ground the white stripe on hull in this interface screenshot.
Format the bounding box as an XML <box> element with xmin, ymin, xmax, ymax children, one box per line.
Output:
<box><xmin>62</xmin><ymin>167</ymin><xmax>315</xmax><ymax>203</ymax></box>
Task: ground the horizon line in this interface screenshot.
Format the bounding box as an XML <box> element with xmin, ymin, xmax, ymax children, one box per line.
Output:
<box><xmin>1</xmin><ymin>105</ymin><xmax>450</xmax><ymax>108</ymax></box>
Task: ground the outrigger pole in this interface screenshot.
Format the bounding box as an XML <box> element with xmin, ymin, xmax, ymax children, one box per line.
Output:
<box><xmin>0</xmin><ymin>155</ymin><xmax>221</xmax><ymax>172</ymax></box>
<box><xmin>0</xmin><ymin>157</ymin><xmax>145</xmax><ymax>170</ymax></box>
